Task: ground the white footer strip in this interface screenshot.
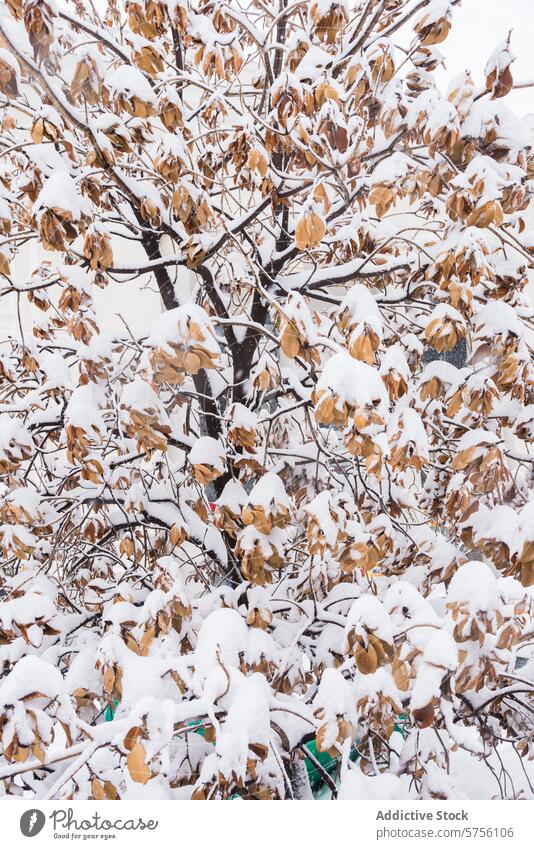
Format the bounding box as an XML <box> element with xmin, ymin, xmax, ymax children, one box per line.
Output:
<box><xmin>2</xmin><ymin>799</ymin><xmax>531</xmax><ymax>849</ymax></box>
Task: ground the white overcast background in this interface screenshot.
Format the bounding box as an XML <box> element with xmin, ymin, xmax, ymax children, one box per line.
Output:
<box><xmin>437</xmin><ymin>0</ymin><xmax>533</xmax><ymax>116</ymax></box>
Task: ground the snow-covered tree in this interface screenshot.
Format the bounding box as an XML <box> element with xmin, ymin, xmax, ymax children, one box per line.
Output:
<box><xmin>0</xmin><ymin>0</ymin><xmax>533</xmax><ymax>800</ymax></box>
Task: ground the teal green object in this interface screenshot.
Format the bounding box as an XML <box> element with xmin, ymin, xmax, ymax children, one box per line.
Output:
<box><xmin>304</xmin><ymin>716</ymin><xmax>406</xmax><ymax>795</ymax></box>
<box><xmin>104</xmin><ymin>699</ymin><xmax>119</xmax><ymax>721</ymax></box>
<box><xmin>104</xmin><ymin>706</ymin><xmax>406</xmax><ymax>797</ymax></box>
<box><xmin>304</xmin><ymin>738</ymin><xmax>342</xmax><ymax>790</ymax></box>
<box><xmin>303</xmin><ymin>738</ymin><xmax>359</xmax><ymax>793</ymax></box>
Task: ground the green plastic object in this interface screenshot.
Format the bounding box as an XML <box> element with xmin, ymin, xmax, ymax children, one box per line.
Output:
<box><xmin>304</xmin><ymin>738</ymin><xmax>346</xmax><ymax>791</ymax></box>
<box><xmin>104</xmin><ymin>699</ymin><xmax>118</xmax><ymax>721</ymax></box>
<box><xmin>105</xmin><ymin>704</ymin><xmax>406</xmax><ymax>798</ymax></box>
<box><xmin>303</xmin><ymin>717</ymin><xmax>406</xmax><ymax>794</ymax></box>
